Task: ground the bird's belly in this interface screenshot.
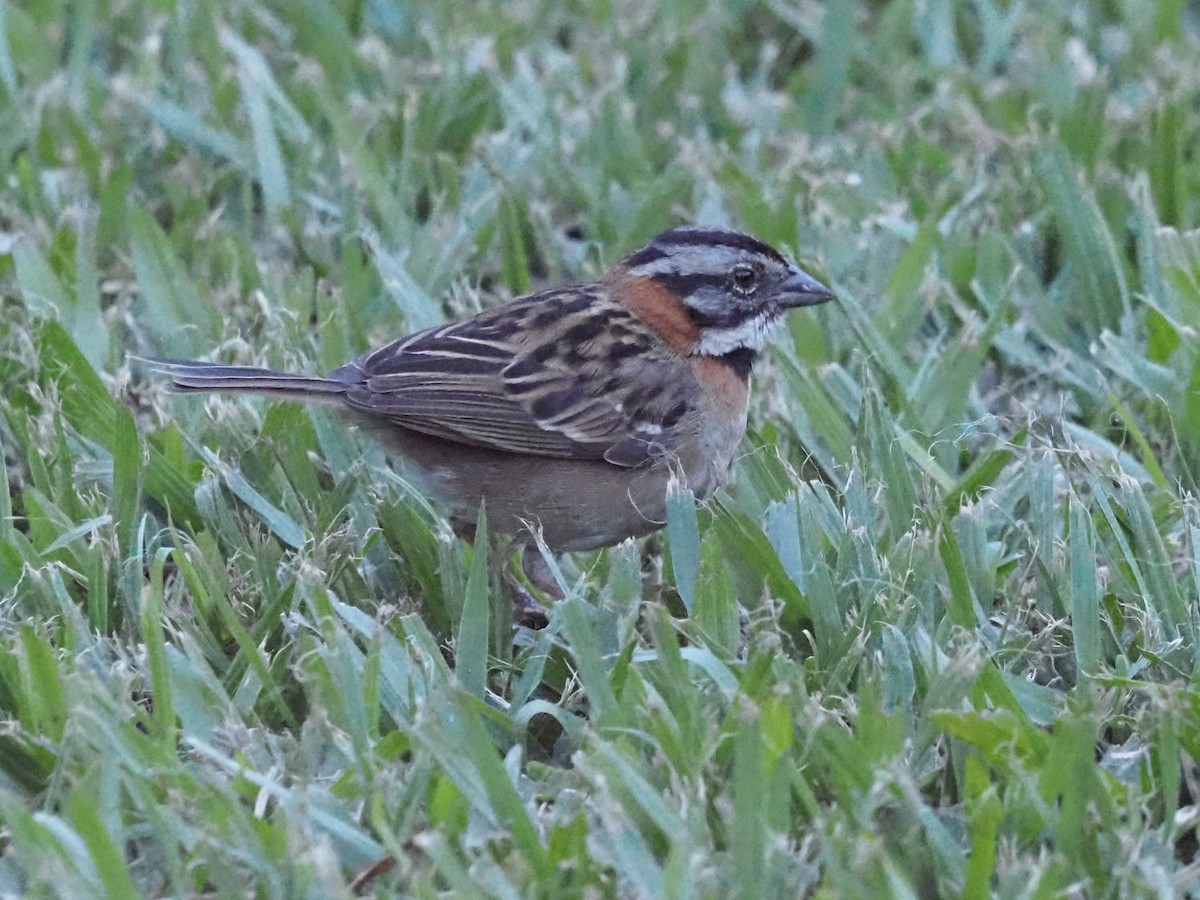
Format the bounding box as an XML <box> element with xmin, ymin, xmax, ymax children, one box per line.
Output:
<box><xmin>374</xmin><ymin>422</ymin><xmax>726</xmax><ymax>552</ymax></box>
<box><xmin>423</xmin><ymin>453</ymin><xmax>678</xmax><ymax>551</ymax></box>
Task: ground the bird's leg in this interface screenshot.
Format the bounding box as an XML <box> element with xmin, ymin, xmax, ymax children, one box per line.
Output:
<box><xmin>520</xmin><ymin>544</ymin><xmax>565</xmax><ymax>601</ymax></box>
<box><xmin>450</xmin><ymin>518</ymin><xmax>550</xmax><ymax>629</ymax></box>
<box><xmin>499</xmin><ymin>541</ymin><xmax>554</xmax><ymax>630</ymax></box>
<box><xmin>504</xmin><ymin>571</ymin><xmax>550</xmax><ymax>630</ymax></box>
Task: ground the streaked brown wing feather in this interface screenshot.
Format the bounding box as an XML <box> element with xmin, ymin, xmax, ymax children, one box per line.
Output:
<box><xmin>332</xmin><ymin>288</ymin><xmax>694</xmax><ymax>466</ymax></box>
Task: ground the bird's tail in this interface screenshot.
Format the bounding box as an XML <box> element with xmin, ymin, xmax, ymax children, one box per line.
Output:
<box><xmin>147</xmin><ymin>358</ymin><xmax>349</xmax><ymax>402</ymax></box>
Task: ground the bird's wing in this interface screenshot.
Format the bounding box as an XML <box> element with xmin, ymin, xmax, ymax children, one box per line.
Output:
<box><xmin>332</xmin><ymin>288</ymin><xmax>697</xmax><ymax>467</ymax></box>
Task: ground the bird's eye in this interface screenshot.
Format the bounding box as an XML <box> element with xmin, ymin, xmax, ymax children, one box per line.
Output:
<box><xmin>731</xmin><ymin>265</ymin><xmax>758</xmax><ymax>295</ymax></box>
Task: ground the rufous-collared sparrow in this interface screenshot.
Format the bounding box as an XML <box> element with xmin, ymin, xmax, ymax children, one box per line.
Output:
<box><xmin>153</xmin><ymin>226</ymin><xmax>833</xmax><ymax>600</ymax></box>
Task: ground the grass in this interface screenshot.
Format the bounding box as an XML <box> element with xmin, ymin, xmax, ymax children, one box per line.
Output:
<box><xmin>2</xmin><ymin>0</ymin><xmax>1200</xmax><ymax>896</ymax></box>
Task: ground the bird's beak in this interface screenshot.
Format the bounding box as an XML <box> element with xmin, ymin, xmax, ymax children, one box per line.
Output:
<box><xmin>779</xmin><ymin>266</ymin><xmax>834</xmax><ymax>308</ymax></box>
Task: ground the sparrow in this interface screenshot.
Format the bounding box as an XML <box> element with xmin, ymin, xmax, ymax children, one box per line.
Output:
<box><xmin>153</xmin><ymin>226</ymin><xmax>833</xmax><ymax>599</ymax></box>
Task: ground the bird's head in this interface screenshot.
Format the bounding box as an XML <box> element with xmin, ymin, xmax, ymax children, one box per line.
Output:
<box><xmin>615</xmin><ymin>226</ymin><xmax>833</xmax><ymax>358</ymax></box>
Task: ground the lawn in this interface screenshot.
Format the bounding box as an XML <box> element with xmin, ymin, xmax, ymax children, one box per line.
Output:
<box><xmin>2</xmin><ymin>0</ymin><xmax>1200</xmax><ymax>896</ymax></box>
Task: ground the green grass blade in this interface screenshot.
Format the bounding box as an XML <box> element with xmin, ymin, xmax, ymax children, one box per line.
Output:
<box><xmin>456</xmin><ymin>503</ymin><xmax>489</xmax><ymax>699</ymax></box>
<box><xmin>666</xmin><ymin>486</ymin><xmax>700</xmax><ymax>614</ymax></box>
<box><xmin>1069</xmin><ymin>497</ymin><xmax>1101</xmax><ymax>676</ymax></box>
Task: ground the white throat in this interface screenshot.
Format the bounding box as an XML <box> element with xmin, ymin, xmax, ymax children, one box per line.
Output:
<box><xmin>693</xmin><ymin>311</ymin><xmax>780</xmax><ymax>356</ymax></box>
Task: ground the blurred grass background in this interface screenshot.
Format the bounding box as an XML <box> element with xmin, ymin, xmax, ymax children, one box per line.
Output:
<box><xmin>3</xmin><ymin>0</ymin><xmax>1200</xmax><ymax>895</ymax></box>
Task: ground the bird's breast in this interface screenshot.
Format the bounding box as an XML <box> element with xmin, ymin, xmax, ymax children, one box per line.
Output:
<box><xmin>685</xmin><ymin>355</ymin><xmax>752</xmax><ymax>492</ymax></box>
